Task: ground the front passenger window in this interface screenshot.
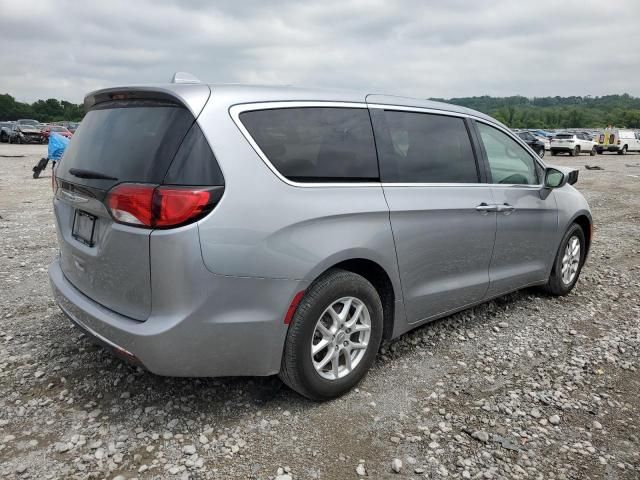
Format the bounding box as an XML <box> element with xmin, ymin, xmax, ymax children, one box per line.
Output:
<box><xmin>477</xmin><ymin>123</ymin><xmax>539</xmax><ymax>185</ymax></box>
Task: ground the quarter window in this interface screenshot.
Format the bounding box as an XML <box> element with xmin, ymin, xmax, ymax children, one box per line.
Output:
<box><xmin>477</xmin><ymin>123</ymin><xmax>539</xmax><ymax>185</ymax></box>
<box><xmin>373</xmin><ymin>110</ymin><xmax>479</xmax><ymax>183</ymax></box>
<box><xmin>239</xmin><ymin>107</ymin><xmax>378</xmax><ymax>182</ymax></box>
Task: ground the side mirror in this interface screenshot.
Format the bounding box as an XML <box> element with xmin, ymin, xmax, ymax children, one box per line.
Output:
<box><xmin>544</xmin><ymin>168</ymin><xmax>566</xmax><ymax>189</ymax></box>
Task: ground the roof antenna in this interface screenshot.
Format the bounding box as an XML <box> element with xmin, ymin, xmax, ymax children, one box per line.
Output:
<box><xmin>171</xmin><ymin>72</ymin><xmax>201</xmax><ymax>84</ymax></box>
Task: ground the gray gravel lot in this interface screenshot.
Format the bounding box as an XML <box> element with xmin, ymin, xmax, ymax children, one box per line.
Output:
<box><xmin>0</xmin><ymin>143</ymin><xmax>639</xmax><ymax>480</ymax></box>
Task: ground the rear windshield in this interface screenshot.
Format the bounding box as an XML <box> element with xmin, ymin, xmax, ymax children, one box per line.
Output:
<box><xmin>555</xmin><ymin>134</ymin><xmax>574</xmax><ymax>139</ymax></box>
<box><xmin>57</xmin><ymin>100</ymin><xmax>195</xmax><ymax>189</ymax></box>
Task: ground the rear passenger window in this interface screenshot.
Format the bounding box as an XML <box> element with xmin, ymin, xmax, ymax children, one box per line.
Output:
<box><xmin>372</xmin><ymin>110</ymin><xmax>479</xmax><ymax>183</ymax></box>
<box><xmin>240</xmin><ymin>107</ymin><xmax>378</xmax><ymax>182</ymax></box>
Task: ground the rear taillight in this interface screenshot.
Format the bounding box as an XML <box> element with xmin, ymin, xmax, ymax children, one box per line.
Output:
<box><xmin>106</xmin><ymin>183</ymin><xmax>219</xmax><ymax>228</ymax></box>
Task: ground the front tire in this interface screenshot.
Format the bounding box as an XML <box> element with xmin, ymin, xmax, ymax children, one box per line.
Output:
<box><xmin>544</xmin><ymin>224</ymin><xmax>586</xmax><ymax>296</ymax></box>
<box><xmin>618</xmin><ymin>145</ymin><xmax>627</xmax><ymax>155</ymax></box>
<box><xmin>279</xmin><ymin>269</ymin><xmax>383</xmax><ymax>401</ymax></box>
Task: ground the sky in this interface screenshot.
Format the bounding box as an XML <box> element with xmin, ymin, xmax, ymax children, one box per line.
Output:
<box><xmin>1</xmin><ymin>0</ymin><xmax>639</xmax><ymax>104</ymax></box>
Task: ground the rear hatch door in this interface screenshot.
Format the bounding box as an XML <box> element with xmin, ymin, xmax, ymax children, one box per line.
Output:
<box><xmin>53</xmin><ymin>88</ymin><xmax>209</xmax><ymax>320</ymax></box>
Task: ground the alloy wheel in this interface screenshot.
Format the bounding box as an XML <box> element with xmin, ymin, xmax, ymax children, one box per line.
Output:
<box><xmin>561</xmin><ymin>236</ymin><xmax>580</xmax><ymax>285</ymax></box>
<box><xmin>311</xmin><ymin>296</ymin><xmax>371</xmax><ymax>380</ymax></box>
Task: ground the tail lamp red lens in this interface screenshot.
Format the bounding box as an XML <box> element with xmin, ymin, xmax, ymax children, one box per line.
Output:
<box><xmin>106</xmin><ymin>183</ymin><xmax>217</xmax><ymax>228</ymax></box>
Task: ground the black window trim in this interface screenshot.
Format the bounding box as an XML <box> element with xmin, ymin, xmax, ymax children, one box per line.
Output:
<box><xmin>369</xmin><ymin>107</ymin><xmax>484</xmax><ymax>185</ymax></box>
<box><xmin>470</xmin><ymin>118</ymin><xmax>545</xmax><ymax>188</ymax></box>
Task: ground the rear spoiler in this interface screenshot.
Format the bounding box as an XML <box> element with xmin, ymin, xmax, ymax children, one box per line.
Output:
<box><xmin>84</xmin><ymin>84</ymin><xmax>211</xmax><ymax>118</ymax></box>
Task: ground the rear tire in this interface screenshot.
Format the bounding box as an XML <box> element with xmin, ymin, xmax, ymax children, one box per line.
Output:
<box><xmin>279</xmin><ymin>269</ymin><xmax>383</xmax><ymax>401</ymax></box>
<box><xmin>544</xmin><ymin>224</ymin><xmax>586</xmax><ymax>296</ymax></box>
<box><xmin>618</xmin><ymin>145</ymin><xmax>627</xmax><ymax>155</ymax></box>
<box><xmin>539</xmin><ymin>148</ymin><xmax>545</xmax><ymax>158</ymax></box>
<box><xmin>590</xmin><ymin>147</ymin><xmax>596</xmax><ymax>156</ymax></box>
<box><xmin>551</xmin><ymin>150</ymin><xmax>557</xmax><ymax>156</ymax></box>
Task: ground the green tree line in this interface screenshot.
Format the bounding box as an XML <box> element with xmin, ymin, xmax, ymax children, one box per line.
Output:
<box><xmin>0</xmin><ymin>94</ymin><xmax>84</xmax><ymax>123</ymax></box>
<box><xmin>433</xmin><ymin>94</ymin><xmax>640</xmax><ymax>129</ymax></box>
<box><xmin>2</xmin><ymin>91</ymin><xmax>640</xmax><ymax>129</ymax></box>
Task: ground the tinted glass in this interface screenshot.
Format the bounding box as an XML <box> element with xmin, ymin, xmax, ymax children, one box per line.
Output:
<box><xmin>374</xmin><ymin>110</ymin><xmax>478</xmax><ymax>183</ymax></box>
<box><xmin>240</xmin><ymin>107</ymin><xmax>378</xmax><ymax>182</ymax></box>
<box><xmin>57</xmin><ymin>101</ymin><xmax>194</xmax><ymax>189</ymax></box>
<box><xmin>555</xmin><ymin>134</ymin><xmax>573</xmax><ymax>139</ymax></box>
<box><xmin>164</xmin><ymin>123</ymin><xmax>224</xmax><ymax>186</ymax></box>
<box><xmin>477</xmin><ymin>123</ymin><xmax>539</xmax><ymax>185</ymax></box>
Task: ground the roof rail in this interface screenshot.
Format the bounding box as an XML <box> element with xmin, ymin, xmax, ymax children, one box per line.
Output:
<box><xmin>171</xmin><ymin>72</ymin><xmax>201</xmax><ymax>84</ymax></box>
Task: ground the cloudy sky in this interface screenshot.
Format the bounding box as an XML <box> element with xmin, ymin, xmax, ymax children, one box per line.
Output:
<box><xmin>1</xmin><ymin>0</ymin><xmax>639</xmax><ymax>103</ymax></box>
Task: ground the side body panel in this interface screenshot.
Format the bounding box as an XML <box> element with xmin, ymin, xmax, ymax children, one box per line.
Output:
<box><xmin>485</xmin><ymin>186</ymin><xmax>558</xmax><ymax>295</ymax></box>
<box><xmin>381</xmin><ymin>185</ymin><xmax>496</xmax><ymax>323</ymax></box>
<box><xmin>196</xmin><ymin>93</ymin><xmax>403</xmax><ymax>297</ymax></box>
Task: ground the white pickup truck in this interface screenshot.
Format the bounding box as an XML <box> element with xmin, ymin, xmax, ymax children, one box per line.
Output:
<box><xmin>550</xmin><ymin>133</ymin><xmax>597</xmax><ymax>156</ymax></box>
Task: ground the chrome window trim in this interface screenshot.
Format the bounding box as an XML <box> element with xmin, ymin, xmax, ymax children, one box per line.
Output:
<box><xmin>229</xmin><ymin>101</ymin><xmax>379</xmax><ymax>188</ymax></box>
<box><xmin>229</xmin><ymin>101</ymin><xmax>546</xmax><ymax>189</ymax></box>
<box><xmin>380</xmin><ymin>182</ymin><xmax>541</xmax><ymax>188</ymax></box>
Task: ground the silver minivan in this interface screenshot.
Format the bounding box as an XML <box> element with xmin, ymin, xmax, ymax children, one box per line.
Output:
<box><xmin>49</xmin><ymin>80</ymin><xmax>592</xmax><ymax>400</ymax></box>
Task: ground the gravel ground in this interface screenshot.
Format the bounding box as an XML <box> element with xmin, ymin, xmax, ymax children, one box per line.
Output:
<box><xmin>0</xmin><ymin>142</ymin><xmax>639</xmax><ymax>480</ymax></box>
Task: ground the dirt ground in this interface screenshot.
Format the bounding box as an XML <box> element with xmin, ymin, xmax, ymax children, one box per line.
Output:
<box><xmin>0</xmin><ymin>143</ymin><xmax>639</xmax><ymax>480</ymax></box>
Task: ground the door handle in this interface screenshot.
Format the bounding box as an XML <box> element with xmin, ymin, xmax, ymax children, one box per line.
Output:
<box><xmin>496</xmin><ymin>203</ymin><xmax>515</xmax><ymax>215</ymax></box>
<box><xmin>476</xmin><ymin>203</ymin><xmax>498</xmax><ymax>214</ymax></box>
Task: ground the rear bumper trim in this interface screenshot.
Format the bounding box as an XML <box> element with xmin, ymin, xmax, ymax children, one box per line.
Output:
<box><xmin>61</xmin><ymin>301</ymin><xmax>139</xmax><ymax>362</ymax></box>
<box><xmin>48</xmin><ymin>256</ymin><xmax>298</xmax><ymax>377</ymax></box>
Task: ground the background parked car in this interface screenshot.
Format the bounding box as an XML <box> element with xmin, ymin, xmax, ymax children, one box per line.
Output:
<box><xmin>15</xmin><ymin>123</ymin><xmax>45</xmax><ymax>143</ymax></box>
<box><xmin>41</xmin><ymin>125</ymin><xmax>73</xmax><ymax>142</ymax></box>
<box><xmin>0</xmin><ymin>121</ymin><xmax>19</xmax><ymax>143</ymax></box>
<box><xmin>596</xmin><ymin>128</ymin><xmax>640</xmax><ymax>154</ymax></box>
<box><xmin>516</xmin><ymin>131</ymin><xmax>546</xmax><ymax>157</ymax></box>
<box><xmin>0</xmin><ymin>123</ymin><xmax>26</xmax><ymax>143</ymax></box>
<box><xmin>66</xmin><ymin>122</ymin><xmax>80</xmax><ymax>133</ymax></box>
<box><xmin>550</xmin><ymin>132</ymin><xmax>597</xmax><ymax>156</ymax></box>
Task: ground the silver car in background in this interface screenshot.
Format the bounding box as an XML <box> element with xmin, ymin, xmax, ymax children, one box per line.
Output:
<box><xmin>49</xmin><ymin>80</ymin><xmax>591</xmax><ymax>400</ymax></box>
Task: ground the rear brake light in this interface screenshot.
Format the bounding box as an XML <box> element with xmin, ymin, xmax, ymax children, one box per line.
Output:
<box><xmin>106</xmin><ymin>183</ymin><xmax>219</xmax><ymax>228</ymax></box>
<box><xmin>155</xmin><ymin>187</ymin><xmax>212</xmax><ymax>227</ymax></box>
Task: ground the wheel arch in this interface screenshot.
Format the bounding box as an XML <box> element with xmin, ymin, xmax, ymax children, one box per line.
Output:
<box><xmin>570</xmin><ymin>212</ymin><xmax>592</xmax><ymax>259</ymax></box>
<box><xmin>302</xmin><ymin>254</ymin><xmax>401</xmax><ymax>340</ymax></box>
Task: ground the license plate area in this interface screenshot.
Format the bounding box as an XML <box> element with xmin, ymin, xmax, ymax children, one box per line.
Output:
<box><xmin>72</xmin><ymin>210</ymin><xmax>97</xmax><ymax>247</ymax></box>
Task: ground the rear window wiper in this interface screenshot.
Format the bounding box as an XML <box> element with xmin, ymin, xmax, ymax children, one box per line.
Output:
<box><xmin>69</xmin><ymin>168</ymin><xmax>118</xmax><ymax>181</ymax></box>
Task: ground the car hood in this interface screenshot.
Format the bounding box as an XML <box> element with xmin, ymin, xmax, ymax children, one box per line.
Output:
<box><xmin>19</xmin><ymin>126</ymin><xmax>41</xmax><ymax>133</ymax></box>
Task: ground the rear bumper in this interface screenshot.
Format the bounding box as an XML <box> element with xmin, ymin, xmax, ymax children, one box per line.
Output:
<box><xmin>597</xmin><ymin>145</ymin><xmax>619</xmax><ymax>151</ymax></box>
<box><xmin>49</xmin><ymin>257</ymin><xmax>300</xmax><ymax>377</ymax></box>
<box><xmin>550</xmin><ymin>146</ymin><xmax>575</xmax><ymax>152</ymax></box>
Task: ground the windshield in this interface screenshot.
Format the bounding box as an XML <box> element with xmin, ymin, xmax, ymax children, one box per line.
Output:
<box><xmin>18</xmin><ymin>120</ymin><xmax>39</xmax><ymax>127</ymax></box>
<box><xmin>51</xmin><ymin>126</ymin><xmax>67</xmax><ymax>132</ymax></box>
<box><xmin>56</xmin><ymin>101</ymin><xmax>194</xmax><ymax>189</ymax></box>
